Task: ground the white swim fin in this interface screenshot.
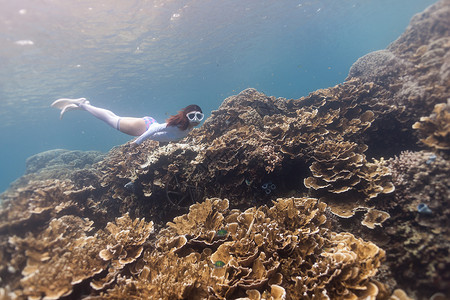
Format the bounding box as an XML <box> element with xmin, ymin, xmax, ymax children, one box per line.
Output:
<box><xmin>51</xmin><ymin>98</ymin><xmax>89</xmax><ymax>119</ymax></box>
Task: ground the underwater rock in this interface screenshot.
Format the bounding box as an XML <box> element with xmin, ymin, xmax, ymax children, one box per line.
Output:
<box><xmin>386</xmin><ymin>150</ymin><xmax>450</xmax><ymax>298</ymax></box>
<box><xmin>25</xmin><ymin>149</ymin><xmax>105</xmax><ymax>174</ymax></box>
<box><xmin>348</xmin><ymin>50</ymin><xmax>407</xmax><ymax>86</ymax></box>
<box><xmin>387</xmin><ymin>0</ymin><xmax>450</xmax><ymax>124</ymax></box>
<box><xmin>5</xmin><ymin>149</ymin><xmax>105</xmax><ymax>193</ymax></box>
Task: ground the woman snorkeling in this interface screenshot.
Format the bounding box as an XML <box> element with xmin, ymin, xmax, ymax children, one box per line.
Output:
<box><xmin>51</xmin><ymin>98</ymin><xmax>204</xmax><ymax>144</ymax></box>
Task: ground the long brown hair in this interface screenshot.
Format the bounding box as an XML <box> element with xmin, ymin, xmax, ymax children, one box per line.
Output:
<box><xmin>166</xmin><ymin>104</ymin><xmax>202</xmax><ymax>131</ymax></box>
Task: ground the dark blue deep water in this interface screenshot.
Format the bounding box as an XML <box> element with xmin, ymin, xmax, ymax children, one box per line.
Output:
<box><xmin>0</xmin><ymin>0</ymin><xmax>437</xmax><ymax>193</ymax></box>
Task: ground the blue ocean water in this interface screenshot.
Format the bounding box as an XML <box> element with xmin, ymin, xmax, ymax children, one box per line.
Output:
<box><xmin>0</xmin><ymin>0</ymin><xmax>437</xmax><ymax>193</ymax></box>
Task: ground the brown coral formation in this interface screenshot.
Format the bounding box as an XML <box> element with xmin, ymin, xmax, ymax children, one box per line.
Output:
<box><xmin>8</xmin><ymin>215</ymin><xmax>108</xmax><ymax>299</ymax></box>
<box><xmin>0</xmin><ymin>198</ymin><xmax>387</xmax><ymax>299</ymax></box>
<box><xmin>383</xmin><ymin>150</ymin><xmax>450</xmax><ymax>298</ymax></box>
<box><xmin>86</xmin><ymin>198</ymin><xmax>386</xmax><ymax>299</ymax></box>
<box><xmin>0</xmin><ymin>179</ymin><xmax>95</xmax><ymax>235</ymax></box>
<box><xmin>413</xmin><ymin>99</ymin><xmax>450</xmax><ymax>152</ymax></box>
<box><xmin>304</xmin><ymin>140</ymin><xmax>394</xmax><ymax>221</ymax></box>
<box><xmin>2</xmin><ymin>213</ymin><xmax>153</xmax><ymax>299</ymax></box>
<box><xmin>349</xmin><ymin>1</ymin><xmax>450</xmax><ymax>127</ymax></box>
<box><xmin>92</xmin><ymin>214</ymin><xmax>154</xmax><ymax>290</ymax></box>
<box><xmin>0</xmin><ymin>1</ymin><xmax>449</xmax><ymax>299</ymax></box>
<box><xmin>181</xmin><ymin>78</ymin><xmax>395</xmax><ymax>221</ymax></box>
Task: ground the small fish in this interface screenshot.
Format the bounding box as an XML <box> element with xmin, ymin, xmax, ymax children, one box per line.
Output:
<box><xmin>124</xmin><ymin>181</ymin><xmax>135</xmax><ymax>191</ymax></box>
<box><xmin>426</xmin><ymin>154</ymin><xmax>437</xmax><ymax>165</ymax></box>
<box><xmin>213</xmin><ymin>261</ymin><xmax>225</xmax><ymax>268</ymax></box>
<box><xmin>261</xmin><ymin>181</ymin><xmax>276</xmax><ymax>194</ymax></box>
<box><xmin>216</xmin><ymin>229</ymin><xmax>228</xmax><ymax>237</ymax></box>
<box><xmin>417</xmin><ymin>203</ymin><xmax>432</xmax><ymax>215</ymax></box>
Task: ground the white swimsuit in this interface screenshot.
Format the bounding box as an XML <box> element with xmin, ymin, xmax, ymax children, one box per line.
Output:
<box><xmin>134</xmin><ymin>122</ymin><xmax>192</xmax><ymax>144</ymax></box>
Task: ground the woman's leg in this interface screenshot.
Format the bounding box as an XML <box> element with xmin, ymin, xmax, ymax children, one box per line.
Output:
<box><xmin>115</xmin><ymin>117</ymin><xmax>147</xmax><ymax>136</ymax></box>
<box><xmin>79</xmin><ymin>103</ymin><xmax>147</xmax><ymax>136</ymax></box>
<box><xmin>52</xmin><ymin>98</ymin><xmax>147</xmax><ymax>136</ymax></box>
<box><xmin>79</xmin><ymin>102</ymin><xmax>121</xmax><ymax>130</ymax></box>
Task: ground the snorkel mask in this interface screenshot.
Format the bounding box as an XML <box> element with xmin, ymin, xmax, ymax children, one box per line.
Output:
<box><xmin>186</xmin><ymin>111</ymin><xmax>204</xmax><ymax>123</ymax></box>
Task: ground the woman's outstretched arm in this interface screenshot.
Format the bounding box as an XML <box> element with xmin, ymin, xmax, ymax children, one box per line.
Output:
<box><xmin>133</xmin><ymin>123</ymin><xmax>193</xmax><ymax>144</ymax></box>
<box><xmin>134</xmin><ymin>123</ymin><xmax>168</xmax><ymax>144</ymax></box>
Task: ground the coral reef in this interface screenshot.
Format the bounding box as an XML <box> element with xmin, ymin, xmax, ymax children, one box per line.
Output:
<box><xmin>24</xmin><ymin>149</ymin><xmax>105</xmax><ymax>175</ymax></box>
<box><xmin>8</xmin><ymin>216</ymin><xmax>108</xmax><ymax>299</ymax></box>
<box><xmin>304</xmin><ymin>140</ymin><xmax>394</xmax><ymax>221</ymax></box>
<box><xmin>92</xmin><ymin>214</ymin><xmax>154</xmax><ymax>291</ymax></box>
<box><xmin>347</xmin><ymin>0</ymin><xmax>450</xmax><ymax>157</ymax></box>
<box><xmin>0</xmin><ymin>179</ymin><xmax>94</xmax><ymax>235</ymax></box>
<box><xmin>0</xmin><ymin>198</ymin><xmax>388</xmax><ymax>299</ymax></box>
<box><xmin>2</xmin><ymin>213</ymin><xmax>153</xmax><ymax>299</ymax></box>
<box><xmin>0</xmin><ymin>1</ymin><xmax>449</xmax><ymax>299</ymax></box>
<box><xmin>348</xmin><ymin>50</ymin><xmax>407</xmax><ymax>87</ymax></box>
<box><xmin>85</xmin><ymin>198</ymin><xmax>386</xmax><ymax>299</ymax></box>
<box><xmin>8</xmin><ymin>149</ymin><xmax>105</xmax><ymax>191</ymax></box>
<box><xmin>383</xmin><ymin>150</ymin><xmax>450</xmax><ymax>298</ymax></box>
<box><xmin>413</xmin><ymin>99</ymin><xmax>450</xmax><ymax>152</ymax></box>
